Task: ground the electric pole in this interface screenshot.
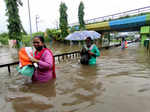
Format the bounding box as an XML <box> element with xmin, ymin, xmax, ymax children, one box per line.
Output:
<box><xmin>27</xmin><ymin>0</ymin><xmax>32</xmax><ymax>40</ymax></box>
<box><xmin>35</xmin><ymin>15</ymin><xmax>40</xmax><ymax>32</ymax></box>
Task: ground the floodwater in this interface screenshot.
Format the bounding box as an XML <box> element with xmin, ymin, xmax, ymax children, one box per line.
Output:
<box><xmin>1</xmin><ymin>42</ymin><xmax>150</xmax><ymax>112</ymax></box>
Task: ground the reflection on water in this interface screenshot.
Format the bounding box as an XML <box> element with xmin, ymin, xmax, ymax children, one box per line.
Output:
<box><xmin>7</xmin><ymin>80</ymin><xmax>56</xmax><ymax>112</ymax></box>
<box><xmin>1</xmin><ymin>42</ymin><xmax>150</xmax><ymax>112</ymax></box>
<box><xmin>0</xmin><ymin>47</ymin><xmax>18</xmax><ymax>64</ymax></box>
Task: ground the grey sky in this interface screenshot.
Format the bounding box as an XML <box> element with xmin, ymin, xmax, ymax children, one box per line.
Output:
<box><xmin>0</xmin><ymin>0</ymin><xmax>150</xmax><ymax>33</ymax></box>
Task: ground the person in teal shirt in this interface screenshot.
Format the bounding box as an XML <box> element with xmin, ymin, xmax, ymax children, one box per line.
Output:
<box><xmin>80</xmin><ymin>37</ymin><xmax>100</xmax><ymax>65</ymax></box>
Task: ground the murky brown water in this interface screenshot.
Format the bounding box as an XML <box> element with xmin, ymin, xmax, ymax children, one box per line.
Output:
<box><xmin>1</xmin><ymin>42</ymin><xmax>150</xmax><ymax>112</ymax></box>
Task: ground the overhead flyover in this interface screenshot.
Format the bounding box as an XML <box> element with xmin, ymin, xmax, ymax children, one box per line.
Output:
<box><xmin>85</xmin><ymin>14</ymin><xmax>150</xmax><ymax>32</ymax></box>
<box><xmin>68</xmin><ymin>6</ymin><xmax>150</xmax><ymax>33</ymax></box>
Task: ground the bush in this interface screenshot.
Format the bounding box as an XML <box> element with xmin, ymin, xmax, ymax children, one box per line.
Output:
<box><xmin>22</xmin><ymin>35</ymin><xmax>31</xmax><ymax>46</ymax></box>
<box><xmin>32</xmin><ymin>32</ymin><xmax>44</xmax><ymax>37</ymax></box>
<box><xmin>0</xmin><ymin>33</ymin><xmax>9</xmax><ymax>45</ymax></box>
<box><xmin>32</xmin><ymin>31</ymin><xmax>50</xmax><ymax>43</ymax></box>
<box><xmin>46</xmin><ymin>28</ymin><xmax>61</xmax><ymax>41</ymax></box>
<box><xmin>21</xmin><ymin>32</ymin><xmax>49</xmax><ymax>46</ymax></box>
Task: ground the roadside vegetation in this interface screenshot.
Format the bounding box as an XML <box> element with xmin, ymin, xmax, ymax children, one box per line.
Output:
<box><xmin>0</xmin><ymin>1</ymin><xmax>142</xmax><ymax>48</ymax></box>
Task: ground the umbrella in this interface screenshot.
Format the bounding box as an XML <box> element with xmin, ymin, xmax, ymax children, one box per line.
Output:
<box><xmin>65</xmin><ymin>30</ymin><xmax>101</xmax><ymax>40</ymax></box>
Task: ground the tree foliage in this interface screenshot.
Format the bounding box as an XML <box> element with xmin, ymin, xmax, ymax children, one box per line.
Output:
<box><xmin>46</xmin><ymin>28</ymin><xmax>61</xmax><ymax>41</ymax></box>
<box><xmin>4</xmin><ymin>0</ymin><xmax>24</xmax><ymax>41</ymax></box>
<box><xmin>78</xmin><ymin>1</ymin><xmax>85</xmax><ymax>30</ymax></box>
<box><xmin>59</xmin><ymin>2</ymin><xmax>68</xmax><ymax>38</ymax></box>
<box><xmin>0</xmin><ymin>32</ymin><xmax>9</xmax><ymax>45</ymax></box>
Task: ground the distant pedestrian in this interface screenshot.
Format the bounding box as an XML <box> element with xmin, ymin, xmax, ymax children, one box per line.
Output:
<box><xmin>121</xmin><ymin>37</ymin><xmax>127</xmax><ymax>49</ymax></box>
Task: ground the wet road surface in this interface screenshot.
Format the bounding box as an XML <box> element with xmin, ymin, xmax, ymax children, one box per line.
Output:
<box><xmin>0</xmin><ymin>43</ymin><xmax>150</xmax><ymax>112</ymax></box>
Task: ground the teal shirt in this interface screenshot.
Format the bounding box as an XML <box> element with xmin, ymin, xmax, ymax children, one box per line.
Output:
<box><xmin>84</xmin><ymin>44</ymin><xmax>100</xmax><ymax>65</ymax></box>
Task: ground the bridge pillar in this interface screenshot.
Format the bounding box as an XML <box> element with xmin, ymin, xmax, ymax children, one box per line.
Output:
<box><xmin>102</xmin><ymin>32</ymin><xmax>110</xmax><ymax>47</ymax></box>
<box><xmin>140</xmin><ymin>26</ymin><xmax>150</xmax><ymax>43</ymax></box>
<box><xmin>98</xmin><ymin>32</ymin><xmax>104</xmax><ymax>48</ymax></box>
<box><xmin>140</xmin><ymin>26</ymin><xmax>150</xmax><ymax>52</ymax></box>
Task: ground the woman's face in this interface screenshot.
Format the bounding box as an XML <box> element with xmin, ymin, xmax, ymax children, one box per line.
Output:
<box><xmin>86</xmin><ymin>39</ymin><xmax>91</xmax><ymax>43</ymax></box>
<box><xmin>86</xmin><ymin>39</ymin><xmax>92</xmax><ymax>47</ymax></box>
<box><xmin>33</xmin><ymin>37</ymin><xmax>44</xmax><ymax>51</ymax></box>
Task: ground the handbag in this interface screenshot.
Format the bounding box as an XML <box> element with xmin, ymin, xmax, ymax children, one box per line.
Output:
<box><xmin>80</xmin><ymin>54</ymin><xmax>90</xmax><ymax>65</ymax></box>
<box><xmin>80</xmin><ymin>47</ymin><xmax>91</xmax><ymax>65</ymax></box>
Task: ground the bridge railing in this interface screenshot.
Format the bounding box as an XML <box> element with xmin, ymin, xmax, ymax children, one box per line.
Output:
<box><xmin>70</xmin><ymin>6</ymin><xmax>150</xmax><ymax>26</ymax></box>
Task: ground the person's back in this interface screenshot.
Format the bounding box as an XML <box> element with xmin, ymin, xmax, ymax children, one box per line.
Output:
<box><xmin>121</xmin><ymin>37</ymin><xmax>126</xmax><ymax>49</ymax></box>
<box><xmin>125</xmin><ymin>40</ymin><xmax>128</xmax><ymax>48</ymax></box>
<box><xmin>121</xmin><ymin>41</ymin><xmax>125</xmax><ymax>49</ymax></box>
<box><xmin>80</xmin><ymin>46</ymin><xmax>90</xmax><ymax>65</ymax></box>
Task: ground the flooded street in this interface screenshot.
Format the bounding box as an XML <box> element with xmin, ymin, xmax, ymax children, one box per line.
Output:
<box><xmin>1</xmin><ymin>42</ymin><xmax>150</xmax><ymax>112</ymax></box>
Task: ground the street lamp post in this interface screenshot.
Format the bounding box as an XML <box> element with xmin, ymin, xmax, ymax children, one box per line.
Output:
<box><xmin>27</xmin><ymin>0</ymin><xmax>32</xmax><ymax>41</ymax></box>
<box><xmin>35</xmin><ymin>15</ymin><xmax>40</xmax><ymax>32</ymax></box>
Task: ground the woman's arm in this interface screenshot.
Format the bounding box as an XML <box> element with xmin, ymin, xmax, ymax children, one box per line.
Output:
<box><xmin>94</xmin><ymin>45</ymin><xmax>100</xmax><ymax>57</ymax></box>
<box><xmin>88</xmin><ymin>45</ymin><xmax>100</xmax><ymax>57</ymax></box>
<box><xmin>38</xmin><ymin>50</ymin><xmax>53</xmax><ymax>70</ymax></box>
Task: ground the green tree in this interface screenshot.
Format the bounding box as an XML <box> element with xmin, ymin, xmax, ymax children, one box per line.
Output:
<box><xmin>78</xmin><ymin>1</ymin><xmax>85</xmax><ymax>30</ymax></box>
<box><xmin>4</xmin><ymin>0</ymin><xmax>24</xmax><ymax>43</ymax></box>
<box><xmin>59</xmin><ymin>2</ymin><xmax>68</xmax><ymax>39</ymax></box>
<box><xmin>0</xmin><ymin>32</ymin><xmax>9</xmax><ymax>45</ymax></box>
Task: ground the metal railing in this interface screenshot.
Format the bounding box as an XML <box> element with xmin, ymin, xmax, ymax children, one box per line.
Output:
<box><xmin>0</xmin><ymin>51</ymin><xmax>81</xmax><ymax>75</ymax></box>
<box><xmin>0</xmin><ymin>44</ymin><xmax>121</xmax><ymax>75</ymax></box>
<box><xmin>0</xmin><ymin>40</ymin><xmax>137</xmax><ymax>75</ymax></box>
